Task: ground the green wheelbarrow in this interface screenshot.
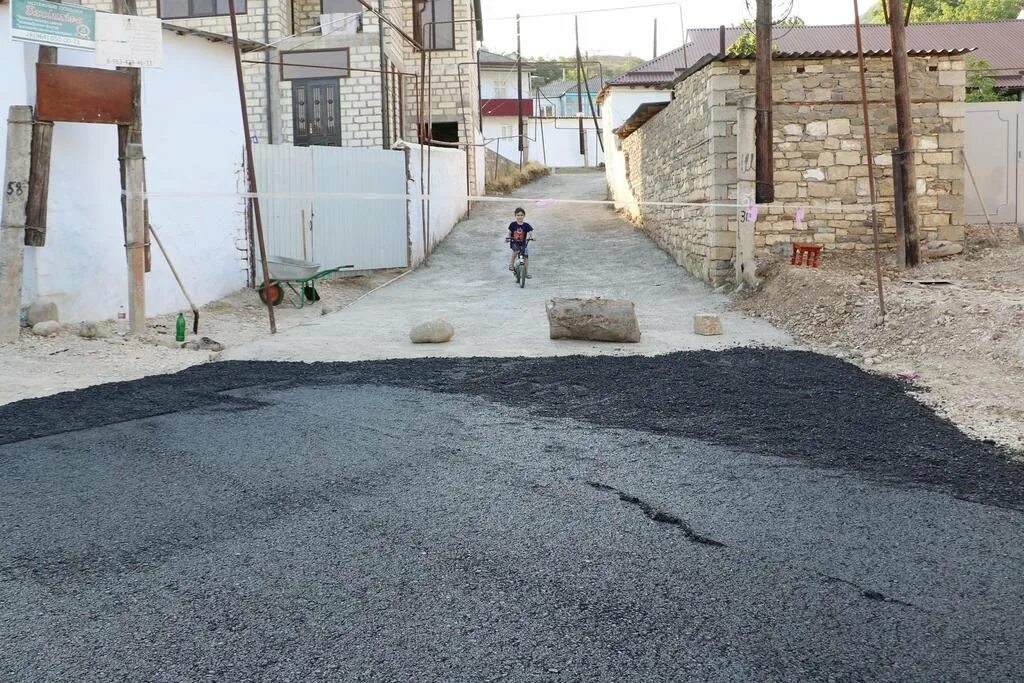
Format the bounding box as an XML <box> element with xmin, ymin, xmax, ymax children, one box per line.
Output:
<box><xmin>257</xmin><ymin>256</ymin><xmax>355</xmax><ymax>309</ymax></box>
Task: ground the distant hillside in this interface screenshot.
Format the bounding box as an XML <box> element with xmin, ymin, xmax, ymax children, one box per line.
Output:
<box><xmin>527</xmin><ymin>54</ymin><xmax>645</xmax><ymax>86</ymax></box>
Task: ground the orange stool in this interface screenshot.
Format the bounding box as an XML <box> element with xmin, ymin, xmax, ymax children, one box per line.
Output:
<box><xmin>791</xmin><ymin>242</ymin><xmax>822</xmax><ymax>267</ymax></box>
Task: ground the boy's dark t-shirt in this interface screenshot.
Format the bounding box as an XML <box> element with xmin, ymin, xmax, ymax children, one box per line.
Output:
<box><xmin>508</xmin><ymin>221</ymin><xmax>533</xmax><ymax>243</ymax></box>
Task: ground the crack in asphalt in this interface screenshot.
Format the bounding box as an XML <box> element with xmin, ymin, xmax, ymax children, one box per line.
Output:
<box><xmin>586</xmin><ymin>482</ymin><xmax>919</xmax><ymax>609</ymax></box>
<box><xmin>819</xmin><ymin>574</ymin><xmax>918</xmax><ymax>608</ymax></box>
<box><xmin>586</xmin><ymin>481</ymin><xmax>727</xmax><ymax>548</ymax></box>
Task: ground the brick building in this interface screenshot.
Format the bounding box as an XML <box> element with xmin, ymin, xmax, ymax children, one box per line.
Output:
<box><xmin>81</xmin><ymin>0</ymin><xmax>484</xmax><ymax>189</ymax></box>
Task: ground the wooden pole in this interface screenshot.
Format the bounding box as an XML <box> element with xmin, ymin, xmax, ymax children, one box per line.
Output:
<box><xmin>754</xmin><ymin>0</ymin><xmax>774</xmax><ymax>203</ymax></box>
<box><xmin>516</xmin><ymin>13</ymin><xmax>524</xmax><ymax>169</ymax></box>
<box><xmin>228</xmin><ymin>0</ymin><xmax>276</xmax><ymax>333</ymax></box>
<box><xmin>886</xmin><ymin>0</ymin><xmax>920</xmax><ymax>268</ymax></box>
<box><xmin>112</xmin><ymin>0</ymin><xmax>151</xmax><ymax>271</ymax></box>
<box><xmin>25</xmin><ymin>47</ymin><xmax>56</xmax><ymax>247</ymax></box>
<box><xmin>853</xmin><ymin>0</ymin><xmax>887</xmax><ymax>317</ymax></box>
<box><xmin>0</xmin><ymin>107</ymin><xmax>33</xmax><ymax>342</ymax></box>
<box><xmin>125</xmin><ymin>143</ymin><xmax>146</xmax><ymax>336</ymax></box>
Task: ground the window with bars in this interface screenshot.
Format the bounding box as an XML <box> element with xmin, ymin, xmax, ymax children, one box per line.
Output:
<box><xmin>413</xmin><ymin>0</ymin><xmax>454</xmax><ymax>51</ymax></box>
<box><xmin>158</xmin><ymin>0</ymin><xmax>246</xmax><ymax>19</ymax></box>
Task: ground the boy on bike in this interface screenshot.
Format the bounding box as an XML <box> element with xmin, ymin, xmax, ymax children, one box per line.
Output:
<box><xmin>507</xmin><ymin>207</ymin><xmax>533</xmax><ymax>277</ymax></box>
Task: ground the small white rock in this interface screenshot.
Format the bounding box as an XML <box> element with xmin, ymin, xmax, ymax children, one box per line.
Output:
<box><xmin>694</xmin><ymin>313</ymin><xmax>724</xmax><ymax>336</ymax></box>
<box><xmin>410</xmin><ymin>319</ymin><xmax>455</xmax><ymax>344</ymax></box>
<box><xmin>32</xmin><ymin>320</ymin><xmax>61</xmax><ymax>337</ymax></box>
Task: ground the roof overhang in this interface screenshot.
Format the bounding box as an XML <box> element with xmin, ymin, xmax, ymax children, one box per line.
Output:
<box><xmin>614</xmin><ymin>101</ymin><xmax>670</xmax><ymax>139</ymax></box>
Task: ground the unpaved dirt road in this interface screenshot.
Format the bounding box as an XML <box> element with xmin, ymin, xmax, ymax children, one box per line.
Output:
<box><xmin>226</xmin><ymin>172</ymin><xmax>790</xmax><ymax>362</ymax></box>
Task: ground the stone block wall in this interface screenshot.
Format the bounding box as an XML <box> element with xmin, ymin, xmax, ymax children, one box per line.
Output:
<box><xmin>619</xmin><ymin>52</ymin><xmax>966</xmax><ymax>285</ymax></box>
<box><xmin>621</xmin><ymin>67</ymin><xmax>717</xmax><ymax>281</ymax></box>
<box><xmin>732</xmin><ymin>54</ymin><xmax>966</xmax><ymax>254</ymax></box>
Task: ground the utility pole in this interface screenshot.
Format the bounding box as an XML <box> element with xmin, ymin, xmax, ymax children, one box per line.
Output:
<box><xmin>755</xmin><ymin>0</ymin><xmax>774</xmax><ymax>203</ymax></box>
<box><xmin>886</xmin><ymin>0</ymin><xmax>920</xmax><ymax>267</ymax></box>
<box><xmin>575</xmin><ymin>16</ymin><xmax>585</xmax><ymax>157</ymax></box>
<box><xmin>516</xmin><ymin>13</ymin><xmax>524</xmax><ymax>169</ymax></box>
<box><xmin>653</xmin><ymin>18</ymin><xmax>658</xmax><ymax>59</ymax></box>
<box><xmin>0</xmin><ymin>107</ymin><xmax>33</xmax><ymax>342</ymax></box>
<box><xmin>125</xmin><ymin>143</ymin><xmax>146</xmax><ymax>335</ymax></box>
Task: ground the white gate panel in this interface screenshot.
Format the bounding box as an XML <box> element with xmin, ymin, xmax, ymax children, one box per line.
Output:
<box><xmin>964</xmin><ymin>102</ymin><xmax>1021</xmax><ymax>223</ymax></box>
<box><xmin>252</xmin><ymin>143</ymin><xmax>409</xmax><ymax>273</ymax></box>
<box><xmin>310</xmin><ymin>146</ymin><xmax>408</xmax><ymax>271</ymax></box>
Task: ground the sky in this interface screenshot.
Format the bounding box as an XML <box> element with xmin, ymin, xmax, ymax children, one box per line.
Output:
<box><xmin>479</xmin><ymin>0</ymin><xmax>859</xmax><ymax>59</ymax></box>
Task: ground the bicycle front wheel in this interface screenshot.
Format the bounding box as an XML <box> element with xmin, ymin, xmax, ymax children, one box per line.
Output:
<box><xmin>519</xmin><ymin>260</ymin><xmax>527</xmax><ymax>288</ymax></box>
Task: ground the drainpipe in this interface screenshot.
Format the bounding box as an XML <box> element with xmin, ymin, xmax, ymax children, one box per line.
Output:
<box><xmin>264</xmin><ymin>0</ymin><xmax>273</xmax><ymax>143</ymax></box>
<box><xmin>379</xmin><ymin>0</ymin><xmax>390</xmax><ymax>148</ymax></box>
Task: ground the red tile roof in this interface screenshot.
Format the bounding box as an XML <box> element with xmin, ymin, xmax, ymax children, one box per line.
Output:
<box><xmin>609</xmin><ymin>20</ymin><xmax>1024</xmax><ymax>89</ymax></box>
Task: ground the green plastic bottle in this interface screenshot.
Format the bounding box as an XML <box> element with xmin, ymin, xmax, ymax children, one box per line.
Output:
<box><xmin>175</xmin><ymin>313</ymin><xmax>186</xmax><ymax>342</ymax></box>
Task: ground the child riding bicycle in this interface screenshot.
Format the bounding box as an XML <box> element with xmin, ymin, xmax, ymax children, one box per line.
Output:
<box><xmin>507</xmin><ymin>207</ymin><xmax>534</xmax><ymax>278</ymax></box>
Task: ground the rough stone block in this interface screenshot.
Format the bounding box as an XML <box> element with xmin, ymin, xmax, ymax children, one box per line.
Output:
<box><xmin>783</xmin><ymin>123</ymin><xmax>803</xmax><ymax>136</ymax></box>
<box><xmin>806</xmin><ymin>121</ymin><xmax>828</xmax><ymax>136</ymax></box>
<box><xmin>923</xmin><ymin>239</ymin><xmax>962</xmax><ymax>259</ymax></box>
<box><xmin>546</xmin><ymin>298</ymin><xmax>640</xmax><ymax>343</ymax></box>
<box><xmin>693</xmin><ymin>313</ymin><xmax>723</xmax><ymax>336</ymax></box>
<box><xmin>827</xmin><ymin>118</ymin><xmax>851</xmax><ymax>135</ymax></box>
<box><xmin>803</xmin><ymin>168</ymin><xmax>826</xmax><ymax>181</ymax></box>
<box><xmin>835</xmin><ymin>151</ymin><xmax>861</xmax><ymax>165</ymax></box>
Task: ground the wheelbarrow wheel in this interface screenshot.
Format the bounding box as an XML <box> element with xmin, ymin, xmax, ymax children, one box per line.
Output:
<box><xmin>258</xmin><ymin>283</ymin><xmax>284</xmax><ymax>307</ymax></box>
<box><xmin>303</xmin><ymin>285</ymin><xmax>320</xmax><ymax>302</ymax></box>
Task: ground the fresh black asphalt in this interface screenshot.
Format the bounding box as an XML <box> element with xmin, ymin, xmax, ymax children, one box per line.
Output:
<box><xmin>2</xmin><ymin>349</ymin><xmax>1023</xmax><ymax>681</ymax></box>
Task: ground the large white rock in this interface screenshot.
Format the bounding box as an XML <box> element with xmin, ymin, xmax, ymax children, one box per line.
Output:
<box><xmin>27</xmin><ymin>301</ymin><xmax>58</xmax><ymax>326</ymax></box>
<box><xmin>410</xmin><ymin>319</ymin><xmax>455</xmax><ymax>344</ymax></box>
<box><xmin>546</xmin><ymin>298</ymin><xmax>640</xmax><ymax>343</ymax></box>
<box><xmin>32</xmin><ymin>320</ymin><xmax>61</xmax><ymax>337</ymax></box>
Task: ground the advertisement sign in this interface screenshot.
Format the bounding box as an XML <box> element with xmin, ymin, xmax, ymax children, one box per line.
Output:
<box><xmin>95</xmin><ymin>12</ymin><xmax>162</xmax><ymax>68</ymax></box>
<box><xmin>9</xmin><ymin>0</ymin><xmax>96</xmax><ymax>51</ymax></box>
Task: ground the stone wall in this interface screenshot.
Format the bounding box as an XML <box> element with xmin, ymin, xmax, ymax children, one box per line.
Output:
<box><xmin>620</xmin><ymin>67</ymin><xmax>725</xmax><ymax>282</ymax></box>
<box><xmin>619</xmin><ymin>53</ymin><xmax>966</xmax><ymax>285</ymax></box>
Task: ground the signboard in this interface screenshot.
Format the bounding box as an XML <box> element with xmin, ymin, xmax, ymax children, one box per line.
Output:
<box><xmin>35</xmin><ymin>62</ymin><xmax>134</xmax><ymax>124</ymax></box>
<box><xmin>9</xmin><ymin>0</ymin><xmax>96</xmax><ymax>51</ymax></box>
<box><xmin>95</xmin><ymin>13</ymin><xmax>163</xmax><ymax>68</ymax></box>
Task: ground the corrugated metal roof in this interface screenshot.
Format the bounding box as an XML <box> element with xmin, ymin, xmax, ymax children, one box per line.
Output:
<box><xmin>609</xmin><ymin>20</ymin><xmax>1024</xmax><ymax>88</ymax></box>
<box><xmin>479</xmin><ymin>49</ymin><xmax>516</xmax><ymax>64</ymax></box>
<box><xmin>539</xmin><ymin>75</ymin><xmax>604</xmax><ymax>98</ymax></box>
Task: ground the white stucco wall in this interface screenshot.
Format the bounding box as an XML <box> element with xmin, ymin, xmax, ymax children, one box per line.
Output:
<box><xmin>0</xmin><ymin>12</ymin><xmax>247</xmax><ymax>323</ymax></box>
<box><xmin>407</xmin><ymin>143</ymin><xmax>468</xmax><ymax>266</ymax></box>
<box><xmin>480</xmin><ymin>67</ymin><xmax>532</xmax><ymax>100</ymax></box>
<box><xmin>527</xmin><ymin>118</ymin><xmax>604</xmax><ymax>169</ymax></box>
<box><xmin>483</xmin><ymin>116</ymin><xmax>522</xmax><ymax>161</ymax></box>
<box><xmin>601</xmin><ymin>88</ymin><xmax>673</xmax><ymax>209</ymax></box>
<box><xmin>0</xmin><ymin>7</ymin><xmax>32</xmax><ymax>186</ymax></box>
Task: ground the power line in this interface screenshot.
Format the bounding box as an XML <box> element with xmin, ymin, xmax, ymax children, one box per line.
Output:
<box><xmin>488</xmin><ymin>3</ymin><xmax>681</xmax><ymax>22</ymax></box>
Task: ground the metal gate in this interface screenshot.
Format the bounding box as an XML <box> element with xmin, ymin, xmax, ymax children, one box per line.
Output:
<box><xmin>252</xmin><ymin>144</ymin><xmax>409</xmax><ymax>272</ymax></box>
<box><xmin>965</xmin><ymin>101</ymin><xmax>1023</xmax><ymax>223</ymax></box>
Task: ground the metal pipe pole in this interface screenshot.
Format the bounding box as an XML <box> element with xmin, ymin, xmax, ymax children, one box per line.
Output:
<box><xmin>517</xmin><ymin>13</ymin><xmax>524</xmax><ymax>168</ymax></box>
<box><xmin>853</xmin><ymin>0</ymin><xmax>886</xmax><ymax>317</ymax></box>
<box><xmin>378</xmin><ymin>0</ymin><xmax>390</xmax><ymax>149</ymax></box>
<box><xmin>228</xmin><ymin>0</ymin><xmax>276</xmax><ymax>333</ymax></box>
<box><xmin>575</xmin><ymin>16</ymin><xmax>585</xmax><ymax>157</ymax></box>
